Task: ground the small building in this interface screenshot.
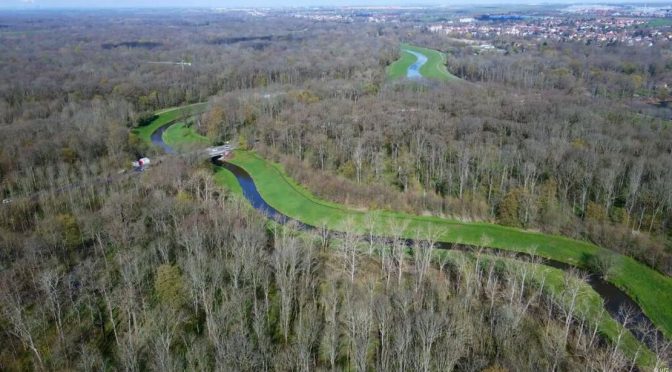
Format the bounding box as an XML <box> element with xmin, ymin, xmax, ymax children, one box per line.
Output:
<box><xmin>132</xmin><ymin>157</ymin><xmax>151</xmax><ymax>170</ymax></box>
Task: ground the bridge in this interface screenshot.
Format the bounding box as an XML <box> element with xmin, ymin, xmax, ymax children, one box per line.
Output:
<box><xmin>206</xmin><ymin>144</ymin><xmax>235</xmax><ymax>157</ymax></box>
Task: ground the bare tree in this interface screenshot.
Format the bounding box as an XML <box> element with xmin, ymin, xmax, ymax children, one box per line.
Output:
<box><xmin>317</xmin><ymin>219</ymin><xmax>331</xmax><ymax>250</ymax></box>
<box><xmin>392</xmin><ymin>310</ymin><xmax>413</xmax><ymax>372</ymax></box>
<box><xmin>293</xmin><ymin>303</ymin><xmax>321</xmax><ymax>372</ymax></box>
<box><xmin>151</xmin><ymin>306</ymin><xmax>184</xmax><ymax>372</ymax></box>
<box><xmin>364</xmin><ymin>212</ymin><xmax>381</xmax><ymax>256</ymax></box>
<box><xmin>181</xmin><ymin>224</ymin><xmax>224</xmax><ymax>343</ymax></box>
<box><xmin>434</xmin><ymin>317</ymin><xmax>464</xmax><ymax>371</ymax></box>
<box><xmin>338</xmin><ymin>217</ymin><xmax>361</xmax><ymax>283</ymax></box>
<box><xmin>343</xmin><ymin>294</ymin><xmax>373</xmax><ymax>372</ymax></box>
<box><xmin>559</xmin><ymin>269</ymin><xmax>587</xmax><ymax>348</ymax></box>
<box><xmin>0</xmin><ymin>285</ymin><xmax>44</xmax><ymax>369</ymax></box>
<box><xmin>414</xmin><ymin>310</ymin><xmax>444</xmax><ymax>372</ymax></box>
<box><xmin>272</xmin><ymin>227</ymin><xmax>303</xmax><ymax>342</ymax></box>
<box><xmin>321</xmin><ymin>282</ymin><xmax>340</xmax><ymax>370</ymax></box>
<box><xmin>413</xmin><ymin>227</ymin><xmax>440</xmax><ymax>292</ymax></box>
<box><xmin>38</xmin><ymin>266</ymin><xmax>66</xmax><ymax>347</ymax></box>
<box><xmin>373</xmin><ymin>295</ymin><xmax>393</xmax><ymax>371</ymax></box>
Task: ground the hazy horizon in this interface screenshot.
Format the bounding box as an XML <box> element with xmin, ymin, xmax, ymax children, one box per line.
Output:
<box><xmin>2</xmin><ymin>0</ymin><xmax>671</xmax><ymax>10</ymax></box>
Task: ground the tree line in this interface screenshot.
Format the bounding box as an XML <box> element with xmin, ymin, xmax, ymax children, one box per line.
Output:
<box><xmin>4</xmin><ymin>156</ymin><xmax>667</xmax><ymax>369</ymax></box>
<box><xmin>203</xmin><ymin>76</ymin><xmax>672</xmax><ymax>275</ymax></box>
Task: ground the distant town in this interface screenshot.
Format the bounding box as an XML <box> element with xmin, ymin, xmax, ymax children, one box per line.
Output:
<box><xmin>428</xmin><ymin>13</ymin><xmax>670</xmax><ymax>47</ymax></box>
<box><xmin>231</xmin><ymin>4</ymin><xmax>672</xmax><ymax>47</ymax></box>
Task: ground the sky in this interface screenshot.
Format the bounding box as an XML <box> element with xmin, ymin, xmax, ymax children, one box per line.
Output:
<box><xmin>0</xmin><ymin>0</ymin><xmax>667</xmax><ymax>8</ymax></box>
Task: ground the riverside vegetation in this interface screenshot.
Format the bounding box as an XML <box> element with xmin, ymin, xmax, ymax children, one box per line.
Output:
<box><xmin>1</xmin><ymin>8</ymin><xmax>671</xmax><ymax>371</ymax></box>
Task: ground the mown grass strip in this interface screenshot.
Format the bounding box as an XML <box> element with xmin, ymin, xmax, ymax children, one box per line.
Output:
<box><xmin>226</xmin><ymin>150</ymin><xmax>672</xmax><ymax>340</ymax></box>
<box><xmin>213</xmin><ymin>166</ymin><xmax>243</xmax><ymax>196</ymax></box>
<box><xmin>388</xmin><ymin>43</ymin><xmax>458</xmax><ymax>81</ymax></box>
<box><xmin>161</xmin><ymin>122</ymin><xmax>210</xmax><ymax>151</ymax></box>
<box><xmin>131</xmin><ymin>102</ymin><xmax>207</xmax><ymax>143</ymax></box>
<box><xmin>387</xmin><ymin>47</ymin><xmax>418</xmax><ymax>80</ymax></box>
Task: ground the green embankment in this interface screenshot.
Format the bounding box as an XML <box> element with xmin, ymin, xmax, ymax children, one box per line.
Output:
<box><xmin>388</xmin><ymin>43</ymin><xmax>458</xmax><ymax>81</ymax></box>
<box><xmin>213</xmin><ymin>166</ymin><xmax>242</xmax><ymax>196</ymax></box>
<box><xmin>162</xmin><ymin>122</ymin><xmax>210</xmax><ymax>151</ymax></box>
<box><xmin>226</xmin><ymin>151</ymin><xmax>672</xmax><ymax>340</ymax></box>
<box><xmin>131</xmin><ymin>103</ymin><xmax>207</xmax><ymax>143</ymax></box>
<box><xmin>387</xmin><ymin>47</ymin><xmax>418</xmax><ymax>79</ymax></box>
<box><xmin>140</xmin><ymin>108</ymin><xmax>666</xmax><ymax>366</ymax></box>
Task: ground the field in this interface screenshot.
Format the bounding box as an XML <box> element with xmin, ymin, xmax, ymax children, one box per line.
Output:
<box><xmin>646</xmin><ymin>18</ymin><xmax>672</xmax><ymax>28</ymax></box>
<box><xmin>213</xmin><ymin>165</ymin><xmax>243</xmax><ymax>195</ymax></box>
<box><xmin>387</xmin><ymin>43</ymin><xmax>458</xmax><ymax>81</ymax></box>
<box><xmin>387</xmin><ymin>47</ymin><xmax>418</xmax><ymax>80</ymax></box>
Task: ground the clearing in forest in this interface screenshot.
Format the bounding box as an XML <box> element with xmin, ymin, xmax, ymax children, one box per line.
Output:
<box><xmin>387</xmin><ymin>43</ymin><xmax>458</xmax><ymax>81</ymax></box>
<box><xmin>131</xmin><ymin>103</ymin><xmax>207</xmax><ymax>143</ymax></box>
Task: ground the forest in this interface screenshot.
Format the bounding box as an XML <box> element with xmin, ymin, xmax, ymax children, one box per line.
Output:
<box><xmin>0</xmin><ymin>8</ymin><xmax>671</xmax><ymax>371</ymax></box>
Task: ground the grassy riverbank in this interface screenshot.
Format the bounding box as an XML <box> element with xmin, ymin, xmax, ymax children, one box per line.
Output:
<box><xmin>388</xmin><ymin>43</ymin><xmax>458</xmax><ymax>81</ymax></box>
<box><xmin>226</xmin><ymin>150</ymin><xmax>672</xmax><ymax>340</ymax></box>
<box><xmin>140</xmin><ymin>108</ymin><xmax>667</xmax><ymax>366</ymax></box>
<box><xmin>131</xmin><ymin>103</ymin><xmax>207</xmax><ymax>143</ymax></box>
<box><xmin>162</xmin><ymin>122</ymin><xmax>210</xmax><ymax>150</ymax></box>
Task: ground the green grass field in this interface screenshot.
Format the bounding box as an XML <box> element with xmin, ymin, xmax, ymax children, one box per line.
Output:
<box><xmin>213</xmin><ymin>165</ymin><xmax>243</xmax><ymax>196</ymax></box>
<box><xmin>387</xmin><ymin>47</ymin><xmax>417</xmax><ymax>80</ymax></box>
<box><xmin>225</xmin><ymin>150</ymin><xmax>672</xmax><ymax>340</ymax></box>
<box><xmin>162</xmin><ymin>122</ymin><xmax>210</xmax><ymax>151</ymax></box>
<box><xmin>646</xmin><ymin>18</ymin><xmax>672</xmax><ymax>28</ymax></box>
<box><xmin>388</xmin><ymin>43</ymin><xmax>458</xmax><ymax>81</ymax></box>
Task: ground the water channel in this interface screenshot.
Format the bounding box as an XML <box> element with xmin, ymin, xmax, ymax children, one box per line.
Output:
<box><xmin>153</xmin><ymin>117</ymin><xmax>664</xmax><ymax>350</ymax></box>
<box><xmin>405</xmin><ymin>49</ymin><xmax>428</xmax><ymax>79</ymax></box>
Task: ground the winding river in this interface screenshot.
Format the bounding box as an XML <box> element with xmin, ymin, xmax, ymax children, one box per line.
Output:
<box><xmin>151</xmin><ymin>124</ymin><xmax>176</xmax><ymax>154</ymax></box>
<box><xmin>152</xmin><ymin>121</ymin><xmax>663</xmax><ymax>349</ymax></box>
<box><xmin>404</xmin><ymin>49</ymin><xmax>428</xmax><ymax>79</ymax></box>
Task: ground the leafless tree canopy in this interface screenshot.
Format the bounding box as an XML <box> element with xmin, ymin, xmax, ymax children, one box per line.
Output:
<box><xmin>1</xmin><ymin>8</ymin><xmax>671</xmax><ymax>371</ymax></box>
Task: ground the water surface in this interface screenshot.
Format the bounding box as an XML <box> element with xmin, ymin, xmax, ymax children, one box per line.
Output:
<box><xmin>405</xmin><ymin>49</ymin><xmax>428</xmax><ymax>79</ymax></box>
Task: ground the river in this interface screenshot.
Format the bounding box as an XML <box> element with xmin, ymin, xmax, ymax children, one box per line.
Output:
<box><xmin>152</xmin><ymin>117</ymin><xmax>664</xmax><ymax>351</ymax></box>
<box><xmin>405</xmin><ymin>49</ymin><xmax>428</xmax><ymax>79</ymax></box>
